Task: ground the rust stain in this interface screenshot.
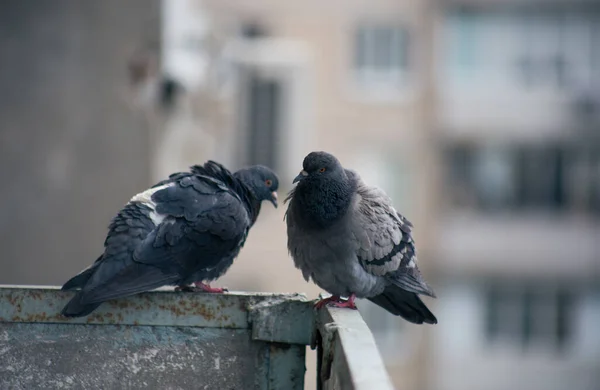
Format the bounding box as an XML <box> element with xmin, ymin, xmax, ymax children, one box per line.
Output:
<box><xmin>11</xmin><ymin>312</ymin><xmax>66</xmax><ymax>323</ymax></box>
<box><xmin>168</xmin><ymin>305</ymin><xmax>186</xmax><ymax>317</ymax></box>
<box><xmin>194</xmin><ymin>304</ymin><xmax>216</xmax><ymax>321</ymax></box>
<box><xmin>2</xmin><ymin>289</ymin><xmax>251</xmax><ymax>327</ymax></box>
<box><xmin>28</xmin><ymin>291</ymin><xmax>43</xmax><ymax>300</ymax></box>
<box><xmin>7</xmin><ymin>293</ymin><xmax>18</xmax><ymax>306</ymax></box>
<box><xmin>107</xmin><ymin>300</ymin><xmax>131</xmax><ymax>310</ymax></box>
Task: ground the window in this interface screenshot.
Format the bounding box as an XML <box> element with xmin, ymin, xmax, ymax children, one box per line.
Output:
<box><xmin>444</xmin><ymin>9</ymin><xmax>600</xmax><ymax>92</ymax></box>
<box><xmin>445</xmin><ymin>144</ymin><xmax>517</xmax><ymax>211</ymax></box>
<box><xmin>484</xmin><ymin>282</ymin><xmax>574</xmax><ymax>351</ymax></box>
<box><xmin>445</xmin><ymin>143</ymin><xmax>600</xmax><ymax>214</ymax></box>
<box><xmin>240</xmin><ymin>69</ymin><xmax>282</xmax><ymax>173</ymax></box>
<box><xmin>246</xmin><ymin>74</ymin><xmax>280</xmax><ymax>171</ymax></box>
<box><xmin>353</xmin><ymin>24</ymin><xmax>410</xmax><ymax>90</ymax></box>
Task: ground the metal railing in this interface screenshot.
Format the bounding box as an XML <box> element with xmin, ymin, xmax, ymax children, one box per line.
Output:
<box><xmin>0</xmin><ymin>285</ymin><xmax>394</xmax><ymax>390</ymax></box>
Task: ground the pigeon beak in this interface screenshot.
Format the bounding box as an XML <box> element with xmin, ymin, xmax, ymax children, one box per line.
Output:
<box><xmin>270</xmin><ymin>191</ymin><xmax>278</xmax><ymax>208</ymax></box>
<box><xmin>293</xmin><ymin>170</ymin><xmax>308</xmax><ymax>184</ymax></box>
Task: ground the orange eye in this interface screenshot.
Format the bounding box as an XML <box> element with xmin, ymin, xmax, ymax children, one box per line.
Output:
<box><xmin>319</xmin><ymin>168</ymin><xmax>326</xmax><ymax>173</ymax></box>
<box><xmin>265</xmin><ymin>179</ymin><xmax>272</xmax><ymax>186</ymax></box>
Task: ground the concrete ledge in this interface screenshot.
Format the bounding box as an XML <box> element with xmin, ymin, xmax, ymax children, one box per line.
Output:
<box><xmin>0</xmin><ymin>285</ymin><xmax>311</xmax><ymax>331</ymax></box>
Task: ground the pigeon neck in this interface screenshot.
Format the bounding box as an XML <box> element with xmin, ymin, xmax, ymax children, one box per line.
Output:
<box><xmin>246</xmin><ymin>196</ymin><xmax>262</xmax><ymax>225</ymax></box>
<box><xmin>295</xmin><ymin>173</ymin><xmax>355</xmax><ymax>230</ymax></box>
<box><xmin>235</xmin><ymin>176</ymin><xmax>262</xmax><ymax>225</ymax></box>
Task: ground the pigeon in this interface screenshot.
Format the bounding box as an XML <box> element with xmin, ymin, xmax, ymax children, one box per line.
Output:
<box><xmin>285</xmin><ymin>151</ymin><xmax>437</xmax><ymax>324</ymax></box>
<box><xmin>61</xmin><ymin>161</ymin><xmax>279</xmax><ymax>317</ymax></box>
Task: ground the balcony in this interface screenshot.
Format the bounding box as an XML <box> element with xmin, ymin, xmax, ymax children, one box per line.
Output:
<box><xmin>0</xmin><ymin>286</ymin><xmax>394</xmax><ymax>390</ymax></box>
<box><xmin>436</xmin><ymin>213</ymin><xmax>600</xmax><ymax>278</ymax></box>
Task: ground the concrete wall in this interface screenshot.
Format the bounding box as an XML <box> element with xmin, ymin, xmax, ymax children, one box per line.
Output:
<box><xmin>0</xmin><ymin>1</ymin><xmax>161</xmax><ymax>284</ymax></box>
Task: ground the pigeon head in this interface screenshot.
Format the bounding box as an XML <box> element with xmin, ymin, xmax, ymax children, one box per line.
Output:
<box><xmin>293</xmin><ymin>151</ymin><xmax>345</xmax><ymax>185</ymax></box>
<box><xmin>288</xmin><ymin>151</ymin><xmax>356</xmax><ymax>229</ymax></box>
<box><xmin>235</xmin><ymin>165</ymin><xmax>280</xmax><ymax>208</ymax></box>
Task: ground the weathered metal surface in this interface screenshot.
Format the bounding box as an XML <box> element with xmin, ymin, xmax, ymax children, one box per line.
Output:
<box><xmin>249</xmin><ymin>295</ymin><xmax>314</xmax><ymax>345</ymax></box>
<box><xmin>0</xmin><ymin>323</ymin><xmax>265</xmax><ymax>389</ymax></box>
<box><xmin>0</xmin><ymin>285</ymin><xmax>397</xmax><ymax>390</ymax></box>
<box><xmin>267</xmin><ymin>343</ymin><xmax>307</xmax><ymax>390</ymax></box>
<box><xmin>0</xmin><ymin>285</ymin><xmax>310</xmax><ymax>330</ymax></box>
<box><xmin>314</xmin><ymin>304</ymin><xmax>395</xmax><ymax>390</ymax></box>
<box><xmin>0</xmin><ymin>285</ymin><xmax>313</xmax><ymax>390</ymax></box>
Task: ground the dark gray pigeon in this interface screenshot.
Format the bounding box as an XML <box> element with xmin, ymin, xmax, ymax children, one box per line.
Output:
<box><xmin>285</xmin><ymin>151</ymin><xmax>437</xmax><ymax>324</ymax></box>
<box><xmin>61</xmin><ymin>161</ymin><xmax>279</xmax><ymax>317</ymax></box>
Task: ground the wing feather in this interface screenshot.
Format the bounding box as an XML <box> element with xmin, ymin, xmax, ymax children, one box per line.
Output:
<box><xmin>74</xmin><ymin>174</ymin><xmax>250</xmax><ymax>306</ymax></box>
<box><xmin>351</xmin><ymin>181</ymin><xmax>436</xmax><ymax>298</ymax></box>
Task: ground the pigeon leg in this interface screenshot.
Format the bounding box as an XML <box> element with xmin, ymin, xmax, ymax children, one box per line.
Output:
<box><xmin>193</xmin><ymin>281</ymin><xmax>228</xmax><ymax>293</ymax></box>
<box><xmin>328</xmin><ymin>293</ymin><xmax>358</xmax><ymax>310</ymax></box>
<box><xmin>315</xmin><ymin>295</ymin><xmax>345</xmax><ymax>309</ymax></box>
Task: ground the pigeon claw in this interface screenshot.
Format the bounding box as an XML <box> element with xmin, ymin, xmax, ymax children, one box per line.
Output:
<box><xmin>175</xmin><ymin>285</ymin><xmax>197</xmax><ymax>292</ymax></box>
<box><xmin>193</xmin><ymin>282</ymin><xmax>228</xmax><ymax>293</ymax></box>
<box><xmin>315</xmin><ymin>295</ymin><xmax>340</xmax><ymax>309</ymax></box>
<box><xmin>315</xmin><ymin>294</ymin><xmax>358</xmax><ymax>310</ymax></box>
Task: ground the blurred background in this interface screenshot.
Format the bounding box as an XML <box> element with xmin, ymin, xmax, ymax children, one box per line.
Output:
<box><xmin>1</xmin><ymin>0</ymin><xmax>599</xmax><ymax>389</ymax></box>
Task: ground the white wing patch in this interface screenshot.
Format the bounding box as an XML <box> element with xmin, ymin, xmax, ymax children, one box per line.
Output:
<box><xmin>129</xmin><ymin>183</ymin><xmax>173</xmax><ymax>225</ymax></box>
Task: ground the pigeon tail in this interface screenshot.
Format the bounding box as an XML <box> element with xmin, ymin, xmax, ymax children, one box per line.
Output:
<box><xmin>61</xmin><ymin>255</ymin><xmax>102</xmax><ymax>291</ymax></box>
<box><xmin>61</xmin><ymin>267</ymin><xmax>95</xmax><ymax>291</ymax></box>
<box><xmin>61</xmin><ymin>293</ymin><xmax>103</xmax><ymax>318</ymax></box>
<box><xmin>368</xmin><ymin>285</ymin><xmax>437</xmax><ymax>325</ymax></box>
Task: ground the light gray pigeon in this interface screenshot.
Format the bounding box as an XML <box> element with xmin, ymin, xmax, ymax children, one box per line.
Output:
<box><xmin>285</xmin><ymin>151</ymin><xmax>437</xmax><ymax>324</ymax></box>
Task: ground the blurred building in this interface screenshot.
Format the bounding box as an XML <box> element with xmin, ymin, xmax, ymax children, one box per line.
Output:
<box><xmin>432</xmin><ymin>1</ymin><xmax>600</xmax><ymax>390</ymax></box>
<box><xmin>1</xmin><ymin>0</ymin><xmax>599</xmax><ymax>390</ymax></box>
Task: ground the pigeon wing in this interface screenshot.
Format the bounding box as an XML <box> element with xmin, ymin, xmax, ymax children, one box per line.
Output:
<box><xmin>78</xmin><ymin>175</ymin><xmax>250</xmax><ymax>304</ymax></box>
<box><xmin>134</xmin><ymin>174</ymin><xmax>251</xmax><ymax>271</ymax></box>
<box><xmin>351</xmin><ymin>181</ymin><xmax>436</xmax><ymax>298</ymax></box>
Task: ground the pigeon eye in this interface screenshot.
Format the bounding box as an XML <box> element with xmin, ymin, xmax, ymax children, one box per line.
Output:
<box><xmin>319</xmin><ymin>168</ymin><xmax>326</xmax><ymax>173</ymax></box>
<box><xmin>265</xmin><ymin>179</ymin><xmax>272</xmax><ymax>187</ymax></box>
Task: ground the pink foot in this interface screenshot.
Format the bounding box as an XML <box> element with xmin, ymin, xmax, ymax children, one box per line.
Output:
<box><xmin>193</xmin><ymin>282</ymin><xmax>228</xmax><ymax>293</ymax></box>
<box><xmin>315</xmin><ymin>295</ymin><xmax>341</xmax><ymax>309</ymax></box>
<box><xmin>315</xmin><ymin>294</ymin><xmax>358</xmax><ymax>310</ymax></box>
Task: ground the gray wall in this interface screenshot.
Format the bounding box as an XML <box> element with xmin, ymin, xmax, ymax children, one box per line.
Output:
<box><xmin>0</xmin><ymin>1</ymin><xmax>161</xmax><ymax>284</ymax></box>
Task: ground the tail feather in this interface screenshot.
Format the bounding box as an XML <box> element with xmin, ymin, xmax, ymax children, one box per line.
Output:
<box><xmin>368</xmin><ymin>285</ymin><xmax>437</xmax><ymax>325</ymax></box>
<box><xmin>61</xmin><ymin>293</ymin><xmax>103</xmax><ymax>318</ymax></box>
<box><xmin>61</xmin><ymin>268</ymin><xmax>95</xmax><ymax>291</ymax></box>
<box><xmin>61</xmin><ymin>256</ymin><xmax>102</xmax><ymax>291</ymax></box>
<box><xmin>60</xmin><ymin>262</ymin><xmax>180</xmax><ymax>318</ymax></box>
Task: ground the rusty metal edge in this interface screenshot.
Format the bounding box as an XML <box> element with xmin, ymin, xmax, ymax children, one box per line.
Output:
<box><xmin>316</xmin><ymin>306</ymin><xmax>395</xmax><ymax>390</ymax></box>
<box><xmin>0</xmin><ymin>285</ymin><xmax>309</xmax><ymax>329</ymax></box>
<box><xmin>249</xmin><ymin>296</ymin><xmax>315</xmax><ymax>345</ymax></box>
